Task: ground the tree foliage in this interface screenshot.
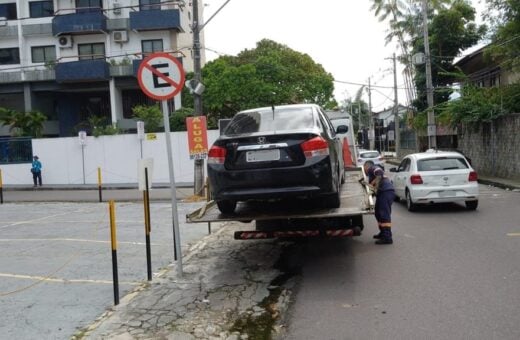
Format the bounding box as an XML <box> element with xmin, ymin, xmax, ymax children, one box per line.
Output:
<box><xmin>412</xmin><ymin>0</ymin><xmax>486</xmax><ymax>112</ymax></box>
<box><xmin>200</xmin><ymin>39</ymin><xmax>336</xmax><ymax>120</ymax></box>
<box><xmin>0</xmin><ymin>108</ymin><xmax>47</xmax><ymax>137</ymax></box>
<box><xmin>132</xmin><ymin>104</ymin><xmax>163</xmax><ymax>132</ymax></box>
<box><xmin>484</xmin><ymin>0</ymin><xmax>520</xmax><ymax>69</ymax></box>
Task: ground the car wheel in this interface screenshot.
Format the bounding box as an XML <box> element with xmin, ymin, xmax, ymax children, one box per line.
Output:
<box><xmin>340</xmin><ymin>169</ymin><xmax>345</xmax><ymax>184</ymax></box>
<box><xmin>465</xmin><ymin>200</ymin><xmax>478</xmax><ymax>210</ymax></box>
<box><xmin>406</xmin><ymin>190</ymin><xmax>417</xmax><ymax>212</ymax></box>
<box><xmin>216</xmin><ymin>199</ymin><xmax>237</xmax><ymax>214</ymax></box>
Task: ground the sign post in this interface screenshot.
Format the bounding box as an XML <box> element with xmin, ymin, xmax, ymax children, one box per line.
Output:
<box><xmin>137</xmin><ymin>52</ymin><xmax>185</xmax><ymax>276</ymax></box>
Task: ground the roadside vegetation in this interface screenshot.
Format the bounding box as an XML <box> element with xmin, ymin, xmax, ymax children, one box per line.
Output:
<box><xmin>369</xmin><ymin>0</ymin><xmax>519</xmax><ymax>130</ymax></box>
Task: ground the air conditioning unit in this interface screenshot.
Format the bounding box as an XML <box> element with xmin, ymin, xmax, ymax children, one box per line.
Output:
<box><xmin>113</xmin><ymin>1</ymin><xmax>122</xmax><ymax>15</ymax></box>
<box><xmin>58</xmin><ymin>35</ymin><xmax>73</xmax><ymax>49</ymax></box>
<box><xmin>112</xmin><ymin>30</ymin><xmax>128</xmax><ymax>43</ymax></box>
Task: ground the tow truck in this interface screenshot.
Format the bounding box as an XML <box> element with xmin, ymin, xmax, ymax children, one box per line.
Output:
<box><xmin>187</xmin><ymin>169</ymin><xmax>373</xmax><ymax>240</ymax></box>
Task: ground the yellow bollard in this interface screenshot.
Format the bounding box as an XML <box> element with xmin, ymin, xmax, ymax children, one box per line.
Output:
<box><xmin>109</xmin><ymin>200</ymin><xmax>119</xmax><ymax>305</ymax></box>
<box><xmin>97</xmin><ymin>167</ymin><xmax>103</xmax><ymax>202</ymax></box>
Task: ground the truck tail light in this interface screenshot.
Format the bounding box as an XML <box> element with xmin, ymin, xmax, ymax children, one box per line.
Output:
<box><xmin>208</xmin><ymin>145</ymin><xmax>226</xmax><ymax>164</ymax></box>
<box><xmin>468</xmin><ymin>171</ymin><xmax>478</xmax><ymax>182</ymax></box>
<box><xmin>410</xmin><ymin>174</ymin><xmax>423</xmax><ymax>185</ymax></box>
<box><xmin>301</xmin><ymin>136</ymin><xmax>329</xmax><ymax>158</ymax></box>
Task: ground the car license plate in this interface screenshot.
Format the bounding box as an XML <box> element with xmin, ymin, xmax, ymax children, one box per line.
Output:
<box><xmin>246</xmin><ymin>149</ymin><xmax>280</xmax><ymax>162</ymax></box>
<box><xmin>439</xmin><ymin>190</ymin><xmax>455</xmax><ymax>197</ymax></box>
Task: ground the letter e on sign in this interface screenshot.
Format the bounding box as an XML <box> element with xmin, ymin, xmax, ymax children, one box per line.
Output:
<box><xmin>187</xmin><ymin>116</ymin><xmax>208</xmax><ymax>160</ymax></box>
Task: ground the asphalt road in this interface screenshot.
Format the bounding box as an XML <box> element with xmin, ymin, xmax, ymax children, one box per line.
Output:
<box><xmin>0</xmin><ymin>200</ymin><xmax>220</xmax><ymax>339</ymax></box>
<box><xmin>281</xmin><ymin>184</ymin><xmax>520</xmax><ymax>340</ymax></box>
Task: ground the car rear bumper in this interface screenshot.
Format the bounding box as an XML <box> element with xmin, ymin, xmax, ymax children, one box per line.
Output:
<box><xmin>411</xmin><ymin>184</ymin><xmax>479</xmax><ymax>204</ymax></box>
<box><xmin>208</xmin><ymin>157</ymin><xmax>335</xmax><ymax>201</ymax></box>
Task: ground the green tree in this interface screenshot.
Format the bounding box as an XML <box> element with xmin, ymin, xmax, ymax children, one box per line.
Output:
<box><xmin>170</xmin><ymin>107</ymin><xmax>194</xmax><ymax>131</ymax></box>
<box><xmin>132</xmin><ymin>104</ymin><xmax>163</xmax><ymax>132</ymax></box>
<box><xmin>484</xmin><ymin>0</ymin><xmax>520</xmax><ymax>69</ymax></box>
<box><xmin>201</xmin><ymin>39</ymin><xmax>335</xmax><ymax>120</ymax></box>
<box><xmin>412</xmin><ymin>0</ymin><xmax>486</xmax><ymax>114</ymax></box>
<box><xmin>0</xmin><ymin>108</ymin><xmax>47</xmax><ymax>137</ymax></box>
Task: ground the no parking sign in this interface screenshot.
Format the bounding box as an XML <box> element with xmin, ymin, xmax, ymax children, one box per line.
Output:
<box><xmin>137</xmin><ymin>52</ymin><xmax>185</xmax><ymax>101</ymax></box>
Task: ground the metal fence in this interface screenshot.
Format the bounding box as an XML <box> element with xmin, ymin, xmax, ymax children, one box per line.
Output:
<box><xmin>0</xmin><ymin>137</ymin><xmax>33</xmax><ymax>164</ymax></box>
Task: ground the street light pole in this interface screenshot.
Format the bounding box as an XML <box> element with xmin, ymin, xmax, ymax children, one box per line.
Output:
<box><xmin>392</xmin><ymin>53</ymin><xmax>400</xmax><ymax>157</ymax></box>
<box><xmin>192</xmin><ymin>0</ymin><xmax>204</xmax><ymax>196</ymax></box>
<box><xmin>422</xmin><ymin>0</ymin><xmax>436</xmax><ymax>149</ymax></box>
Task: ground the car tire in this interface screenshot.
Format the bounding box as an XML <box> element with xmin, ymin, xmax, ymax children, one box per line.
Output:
<box><xmin>465</xmin><ymin>200</ymin><xmax>478</xmax><ymax>210</ymax></box>
<box><xmin>340</xmin><ymin>169</ymin><xmax>345</xmax><ymax>184</ymax></box>
<box><xmin>216</xmin><ymin>199</ymin><xmax>237</xmax><ymax>214</ymax></box>
<box><xmin>406</xmin><ymin>190</ymin><xmax>417</xmax><ymax>212</ymax></box>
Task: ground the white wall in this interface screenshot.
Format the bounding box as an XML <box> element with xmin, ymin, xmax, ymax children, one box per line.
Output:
<box><xmin>1</xmin><ymin>130</ymin><xmax>220</xmax><ymax>185</ymax></box>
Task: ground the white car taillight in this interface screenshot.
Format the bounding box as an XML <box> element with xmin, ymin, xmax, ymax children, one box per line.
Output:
<box><xmin>410</xmin><ymin>174</ymin><xmax>423</xmax><ymax>185</ymax></box>
<box><xmin>208</xmin><ymin>145</ymin><xmax>226</xmax><ymax>164</ymax></box>
<box><xmin>468</xmin><ymin>171</ymin><xmax>478</xmax><ymax>181</ymax></box>
<box><xmin>301</xmin><ymin>136</ymin><xmax>329</xmax><ymax>158</ymax></box>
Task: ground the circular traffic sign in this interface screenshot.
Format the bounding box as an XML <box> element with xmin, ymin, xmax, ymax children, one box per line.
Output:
<box><xmin>137</xmin><ymin>52</ymin><xmax>186</xmax><ymax>101</ymax></box>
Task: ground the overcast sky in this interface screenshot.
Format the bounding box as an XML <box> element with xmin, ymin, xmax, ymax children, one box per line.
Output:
<box><xmin>202</xmin><ymin>0</ymin><xmax>486</xmax><ymax>112</ymax></box>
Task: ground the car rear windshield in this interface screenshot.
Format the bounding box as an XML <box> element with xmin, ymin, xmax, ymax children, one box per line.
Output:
<box><xmin>224</xmin><ymin>107</ymin><xmax>314</xmax><ymax>135</ymax></box>
<box><xmin>417</xmin><ymin>157</ymin><xmax>469</xmax><ymax>171</ymax></box>
<box><xmin>360</xmin><ymin>151</ymin><xmax>380</xmax><ymax>158</ymax></box>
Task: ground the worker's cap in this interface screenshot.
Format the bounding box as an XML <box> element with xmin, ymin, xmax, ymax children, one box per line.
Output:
<box><xmin>33</xmin><ymin>155</ymin><xmax>39</xmax><ymax>159</ymax></box>
<box><xmin>367</xmin><ymin>165</ymin><xmax>384</xmax><ymax>177</ymax></box>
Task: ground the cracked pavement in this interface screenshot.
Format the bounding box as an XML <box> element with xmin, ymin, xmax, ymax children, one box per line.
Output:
<box><xmin>80</xmin><ymin>222</ymin><xmax>293</xmax><ymax>340</ymax></box>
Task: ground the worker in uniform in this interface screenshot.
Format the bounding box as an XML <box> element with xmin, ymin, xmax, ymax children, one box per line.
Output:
<box><xmin>363</xmin><ymin>160</ymin><xmax>395</xmax><ymax>245</ymax></box>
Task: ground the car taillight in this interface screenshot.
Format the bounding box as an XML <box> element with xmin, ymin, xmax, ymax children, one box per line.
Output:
<box><xmin>208</xmin><ymin>145</ymin><xmax>226</xmax><ymax>164</ymax></box>
<box><xmin>301</xmin><ymin>136</ymin><xmax>329</xmax><ymax>158</ymax></box>
<box><xmin>468</xmin><ymin>171</ymin><xmax>478</xmax><ymax>182</ymax></box>
<box><xmin>410</xmin><ymin>174</ymin><xmax>423</xmax><ymax>185</ymax></box>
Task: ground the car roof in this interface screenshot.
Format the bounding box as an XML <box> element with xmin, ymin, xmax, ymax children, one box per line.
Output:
<box><xmin>238</xmin><ymin>104</ymin><xmax>320</xmax><ymax>114</ymax></box>
<box><xmin>408</xmin><ymin>150</ymin><xmax>468</xmax><ymax>160</ymax></box>
<box><xmin>359</xmin><ymin>150</ymin><xmax>380</xmax><ymax>154</ymax></box>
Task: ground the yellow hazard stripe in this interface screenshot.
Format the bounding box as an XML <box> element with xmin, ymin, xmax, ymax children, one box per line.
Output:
<box><xmin>0</xmin><ymin>273</ymin><xmax>139</xmax><ymax>285</ymax></box>
<box><xmin>507</xmin><ymin>233</ymin><xmax>520</xmax><ymax>237</ymax></box>
<box><xmin>379</xmin><ymin>223</ymin><xmax>392</xmax><ymax>228</ymax></box>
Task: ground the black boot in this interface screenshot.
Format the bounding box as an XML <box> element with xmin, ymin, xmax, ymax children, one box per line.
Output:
<box><xmin>375</xmin><ymin>228</ymin><xmax>393</xmax><ymax>245</ymax></box>
<box><xmin>373</xmin><ymin>226</ymin><xmax>382</xmax><ymax>239</ymax></box>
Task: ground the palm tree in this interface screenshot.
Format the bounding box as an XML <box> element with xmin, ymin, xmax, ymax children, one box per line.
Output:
<box><xmin>0</xmin><ymin>108</ymin><xmax>47</xmax><ymax>137</ymax></box>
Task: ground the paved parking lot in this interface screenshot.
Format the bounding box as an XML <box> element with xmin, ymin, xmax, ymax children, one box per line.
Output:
<box><xmin>0</xmin><ymin>201</ymin><xmax>219</xmax><ymax>339</ymax></box>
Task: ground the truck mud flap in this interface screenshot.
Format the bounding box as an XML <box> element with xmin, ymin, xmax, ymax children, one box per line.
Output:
<box><xmin>234</xmin><ymin>227</ymin><xmax>362</xmax><ymax>240</ymax></box>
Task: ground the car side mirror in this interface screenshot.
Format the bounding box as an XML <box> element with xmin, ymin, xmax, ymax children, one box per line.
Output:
<box><xmin>389</xmin><ymin>167</ymin><xmax>398</xmax><ymax>172</ymax></box>
<box><xmin>336</xmin><ymin>125</ymin><xmax>348</xmax><ymax>134</ymax></box>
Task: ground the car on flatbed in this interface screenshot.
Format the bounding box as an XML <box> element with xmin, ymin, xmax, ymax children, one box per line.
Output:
<box><xmin>389</xmin><ymin>150</ymin><xmax>479</xmax><ymax>211</ymax></box>
<box><xmin>207</xmin><ymin>104</ymin><xmax>348</xmax><ymax>214</ymax></box>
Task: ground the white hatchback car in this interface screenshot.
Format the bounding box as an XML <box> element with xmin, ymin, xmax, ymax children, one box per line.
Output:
<box><xmin>389</xmin><ymin>151</ymin><xmax>479</xmax><ymax>211</ymax></box>
<box><xmin>357</xmin><ymin>150</ymin><xmax>385</xmax><ymax>168</ymax></box>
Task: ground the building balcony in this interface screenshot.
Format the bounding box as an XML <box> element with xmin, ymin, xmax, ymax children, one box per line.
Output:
<box><xmin>52</xmin><ymin>11</ymin><xmax>107</xmax><ymax>35</ymax></box>
<box><xmin>55</xmin><ymin>59</ymin><xmax>110</xmax><ymax>82</ymax></box>
<box><xmin>0</xmin><ymin>71</ymin><xmax>22</xmax><ymax>83</ymax></box>
<box><xmin>23</xmin><ymin>23</ymin><xmax>53</xmax><ymax>36</ymax></box>
<box><xmin>0</xmin><ymin>25</ymin><xmax>18</xmax><ymax>38</ymax></box>
<box><xmin>24</xmin><ymin>69</ymin><xmax>56</xmax><ymax>82</ymax></box>
<box><xmin>129</xmin><ymin>9</ymin><xmax>182</xmax><ymax>31</ymax></box>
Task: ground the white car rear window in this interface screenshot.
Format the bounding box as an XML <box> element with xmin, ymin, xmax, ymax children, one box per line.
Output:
<box><xmin>417</xmin><ymin>157</ymin><xmax>469</xmax><ymax>171</ymax></box>
<box><xmin>360</xmin><ymin>152</ymin><xmax>380</xmax><ymax>158</ymax></box>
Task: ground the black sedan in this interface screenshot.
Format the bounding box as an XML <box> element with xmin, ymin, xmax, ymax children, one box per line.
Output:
<box><xmin>207</xmin><ymin>104</ymin><xmax>347</xmax><ymax>214</ymax></box>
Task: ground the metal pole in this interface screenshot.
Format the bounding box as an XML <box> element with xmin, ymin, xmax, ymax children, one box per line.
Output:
<box><xmin>162</xmin><ymin>100</ymin><xmax>183</xmax><ymax>276</ymax></box>
<box><xmin>192</xmin><ymin>0</ymin><xmax>205</xmax><ymax>197</ymax></box>
<box><xmin>144</xmin><ymin>167</ymin><xmax>152</xmax><ymax>281</ymax></box>
<box><xmin>368</xmin><ymin>78</ymin><xmax>375</xmax><ymax>150</ymax></box>
<box><xmin>423</xmin><ymin>0</ymin><xmax>436</xmax><ymax>149</ymax></box>
<box><xmin>97</xmin><ymin>167</ymin><xmax>102</xmax><ymax>202</ymax></box>
<box><xmin>81</xmin><ymin>145</ymin><xmax>86</xmax><ymax>185</ymax></box>
<box><xmin>109</xmin><ymin>200</ymin><xmax>119</xmax><ymax>305</ymax></box>
<box><xmin>0</xmin><ymin>169</ymin><xmax>3</xmax><ymax>204</ymax></box>
<box><xmin>393</xmin><ymin>53</ymin><xmax>400</xmax><ymax>157</ymax></box>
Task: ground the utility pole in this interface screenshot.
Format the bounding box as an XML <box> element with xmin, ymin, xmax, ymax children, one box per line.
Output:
<box><xmin>368</xmin><ymin>78</ymin><xmax>375</xmax><ymax>150</ymax></box>
<box><xmin>392</xmin><ymin>53</ymin><xmax>400</xmax><ymax>157</ymax></box>
<box><xmin>422</xmin><ymin>0</ymin><xmax>436</xmax><ymax>149</ymax></box>
<box><xmin>192</xmin><ymin>0</ymin><xmax>204</xmax><ymax>196</ymax></box>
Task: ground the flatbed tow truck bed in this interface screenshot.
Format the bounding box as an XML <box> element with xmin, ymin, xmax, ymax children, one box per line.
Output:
<box><xmin>187</xmin><ymin>169</ymin><xmax>374</xmax><ymax>239</ymax></box>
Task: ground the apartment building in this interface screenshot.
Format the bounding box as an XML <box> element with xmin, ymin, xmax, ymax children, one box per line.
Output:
<box><xmin>0</xmin><ymin>0</ymin><xmax>203</xmax><ymax>137</ymax></box>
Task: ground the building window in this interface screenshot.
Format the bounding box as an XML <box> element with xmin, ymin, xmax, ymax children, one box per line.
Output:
<box><xmin>78</xmin><ymin>43</ymin><xmax>105</xmax><ymax>60</ymax></box>
<box><xmin>139</xmin><ymin>0</ymin><xmax>161</xmax><ymax>11</ymax></box>
<box><xmin>31</xmin><ymin>46</ymin><xmax>56</xmax><ymax>63</ymax></box>
<box><xmin>76</xmin><ymin>0</ymin><xmax>102</xmax><ymax>13</ymax></box>
<box><xmin>141</xmin><ymin>39</ymin><xmax>163</xmax><ymax>57</ymax></box>
<box><xmin>0</xmin><ymin>48</ymin><xmax>20</xmax><ymax>65</ymax></box>
<box><xmin>0</xmin><ymin>3</ymin><xmax>17</xmax><ymax>20</ymax></box>
<box><xmin>29</xmin><ymin>1</ymin><xmax>54</xmax><ymax>18</ymax></box>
